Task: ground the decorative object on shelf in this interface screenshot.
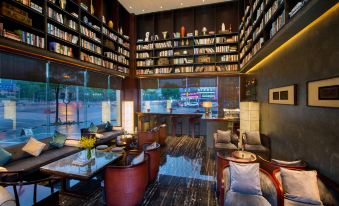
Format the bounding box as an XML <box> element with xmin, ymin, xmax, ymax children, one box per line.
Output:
<box><xmin>162</xmin><ymin>31</ymin><xmax>168</xmax><ymax>39</ymax></box>
<box><xmin>194</xmin><ymin>30</ymin><xmax>199</xmax><ymax>36</ymax></box>
<box><xmin>186</xmin><ymin>39</ymin><xmax>189</xmax><ymax>46</ymax></box>
<box><xmin>154</xmin><ymin>35</ymin><xmax>159</xmax><ymax>40</ymax></box>
<box><xmin>102</xmin><ymin>16</ymin><xmax>106</xmax><ymax>24</ymax></box>
<box><xmin>119</xmin><ymin>27</ymin><xmax>123</xmax><ymax>35</ymax></box>
<box><xmin>60</xmin><ymin>0</ymin><xmax>66</xmax><ymax>9</ymax></box>
<box><xmin>229</xmin><ymin>24</ymin><xmax>232</xmax><ymax>32</ymax></box>
<box><xmin>197</xmin><ymin>55</ymin><xmax>210</xmax><ymax>63</ymax></box>
<box><xmin>108</xmin><ymin>20</ymin><xmax>114</xmax><ymax>29</ymax></box>
<box><xmin>183</xmin><ymin>50</ymin><xmax>188</xmax><ymax>55</ymax></box>
<box><xmin>145</xmin><ymin>32</ymin><xmax>150</xmax><ymax>42</ymax></box>
<box><xmin>269</xmin><ymin>84</ymin><xmax>297</xmax><ymax>105</ymax></box>
<box><xmin>158</xmin><ymin>58</ymin><xmax>169</xmax><ymax>66</ymax></box>
<box><xmin>90</xmin><ymin>0</ymin><xmax>95</xmax><ymax>15</ymax></box>
<box><xmin>83</xmin><ymin>16</ymin><xmax>88</xmax><ymax>24</ymax></box>
<box><xmin>202</xmin><ymin>27</ymin><xmax>207</xmax><ymax>35</ymax></box>
<box><xmin>80</xmin><ymin>136</ymin><xmax>96</xmax><ymax>160</ymax></box>
<box><xmin>307</xmin><ymin>76</ymin><xmax>339</xmax><ymax>108</ymax></box>
<box><xmin>202</xmin><ymin>101</ymin><xmax>212</xmax><ymax>118</ymax></box>
<box><xmin>221</xmin><ymin>23</ymin><xmax>226</xmax><ymax>32</ymax></box>
<box><xmin>245</xmin><ymin>78</ymin><xmax>257</xmax><ymax>101</ymax></box>
<box><xmin>180</xmin><ymin>26</ymin><xmax>186</xmax><ymax>46</ymax></box>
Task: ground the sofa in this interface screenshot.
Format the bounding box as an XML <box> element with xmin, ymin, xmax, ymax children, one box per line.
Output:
<box><xmin>2</xmin><ymin>137</ymin><xmax>80</xmax><ymax>175</ymax></box>
<box><xmin>81</xmin><ymin>123</ymin><xmax>123</xmax><ymax>145</ymax></box>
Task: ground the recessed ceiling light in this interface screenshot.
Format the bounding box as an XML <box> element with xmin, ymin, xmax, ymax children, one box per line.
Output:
<box><xmin>142</xmin><ymin>9</ymin><xmax>145</xmax><ymax>12</ymax></box>
<box><xmin>160</xmin><ymin>6</ymin><xmax>163</xmax><ymax>9</ymax></box>
<box><xmin>129</xmin><ymin>6</ymin><xmax>132</xmax><ymax>9</ymax></box>
<box><xmin>203</xmin><ymin>0</ymin><xmax>205</xmax><ymax>2</ymax></box>
<box><xmin>180</xmin><ymin>2</ymin><xmax>183</xmax><ymax>5</ymax></box>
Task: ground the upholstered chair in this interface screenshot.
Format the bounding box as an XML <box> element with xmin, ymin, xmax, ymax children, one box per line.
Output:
<box><xmin>242</xmin><ymin>132</ymin><xmax>271</xmax><ymax>160</ymax></box>
<box><xmin>273</xmin><ymin>168</ymin><xmax>339</xmax><ymax>206</ymax></box>
<box><xmin>158</xmin><ymin>124</ymin><xmax>167</xmax><ymax>146</ymax></box>
<box><xmin>220</xmin><ymin>165</ymin><xmax>280</xmax><ymax>206</ymax></box>
<box><xmin>138</xmin><ymin>130</ymin><xmax>157</xmax><ymax>150</ymax></box>
<box><xmin>213</xmin><ymin>131</ymin><xmax>239</xmax><ymax>152</ymax></box>
<box><xmin>144</xmin><ymin>143</ymin><xmax>161</xmax><ymax>183</ymax></box>
<box><xmin>104</xmin><ymin>157</ymin><xmax>149</xmax><ymax>206</ymax></box>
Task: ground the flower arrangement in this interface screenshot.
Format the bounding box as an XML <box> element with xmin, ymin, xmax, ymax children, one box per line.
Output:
<box><xmin>80</xmin><ymin>137</ymin><xmax>96</xmax><ymax>160</ymax></box>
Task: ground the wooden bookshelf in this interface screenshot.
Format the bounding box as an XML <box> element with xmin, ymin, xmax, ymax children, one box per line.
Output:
<box><xmin>0</xmin><ymin>0</ymin><xmax>131</xmax><ymax>76</ymax></box>
<box><xmin>238</xmin><ymin>0</ymin><xmax>336</xmax><ymax>73</ymax></box>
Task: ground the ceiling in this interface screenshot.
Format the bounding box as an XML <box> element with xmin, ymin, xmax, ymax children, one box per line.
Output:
<box><xmin>118</xmin><ymin>0</ymin><xmax>235</xmax><ymax>15</ymax></box>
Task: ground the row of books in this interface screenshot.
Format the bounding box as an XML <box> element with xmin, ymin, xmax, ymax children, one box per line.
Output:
<box><xmin>137</xmin><ymin>43</ymin><xmax>153</xmax><ymax>50</ymax></box>
<box><xmin>194</xmin><ymin>38</ymin><xmax>214</xmax><ymax>45</ymax></box>
<box><xmin>216</xmin><ymin>45</ymin><xmax>237</xmax><ymax>53</ymax></box>
<box><xmin>136</xmin><ymin>52</ymin><xmax>150</xmax><ymax>58</ymax></box>
<box><xmin>48</xmin><ymin>23</ymin><xmax>79</xmax><ymax>44</ymax></box>
<box><xmin>118</xmin><ymin>46</ymin><xmax>129</xmax><ymax>57</ymax></box>
<box><xmin>194</xmin><ymin>48</ymin><xmax>215</xmax><ymax>54</ymax></box>
<box><xmin>154</xmin><ymin>41</ymin><xmax>172</xmax><ymax>49</ymax></box>
<box><xmin>16</xmin><ymin>0</ymin><xmax>42</xmax><ymax>13</ymax></box>
<box><xmin>81</xmin><ymin>39</ymin><xmax>102</xmax><ymax>54</ymax></box>
<box><xmin>137</xmin><ymin>59</ymin><xmax>154</xmax><ymax>67</ymax></box>
<box><xmin>264</xmin><ymin>0</ymin><xmax>283</xmax><ymax>24</ymax></box>
<box><xmin>173</xmin><ymin>58</ymin><xmax>193</xmax><ymax>65</ymax></box>
<box><xmin>215</xmin><ymin>36</ymin><xmax>238</xmax><ymax>44</ymax></box>
<box><xmin>48</xmin><ymin>7</ymin><xmax>78</xmax><ymax>31</ymax></box>
<box><xmin>2</xmin><ymin>29</ymin><xmax>45</xmax><ymax>48</ymax></box>
<box><xmin>270</xmin><ymin>11</ymin><xmax>285</xmax><ymax>38</ymax></box>
<box><xmin>80</xmin><ymin>52</ymin><xmax>102</xmax><ymax>66</ymax></box>
<box><xmin>48</xmin><ymin>41</ymin><xmax>73</xmax><ymax>57</ymax></box>
<box><xmin>80</xmin><ymin>25</ymin><xmax>101</xmax><ymax>43</ymax></box>
<box><xmin>159</xmin><ymin>50</ymin><xmax>173</xmax><ymax>57</ymax></box>
<box><xmin>220</xmin><ymin>54</ymin><xmax>238</xmax><ymax>62</ymax></box>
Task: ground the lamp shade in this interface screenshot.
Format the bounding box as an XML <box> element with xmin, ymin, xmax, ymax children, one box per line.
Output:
<box><xmin>202</xmin><ymin>101</ymin><xmax>213</xmax><ymax>108</ymax></box>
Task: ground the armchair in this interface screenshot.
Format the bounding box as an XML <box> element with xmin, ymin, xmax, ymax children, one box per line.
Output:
<box><xmin>0</xmin><ymin>171</ymin><xmax>59</xmax><ymax>206</ymax></box>
<box><xmin>220</xmin><ymin>165</ymin><xmax>280</xmax><ymax>206</ymax></box>
<box><xmin>144</xmin><ymin>143</ymin><xmax>161</xmax><ymax>183</ymax></box>
<box><xmin>243</xmin><ymin>133</ymin><xmax>271</xmax><ymax>160</ymax></box>
<box><xmin>104</xmin><ymin>156</ymin><xmax>149</xmax><ymax>206</ymax></box>
<box><xmin>213</xmin><ymin>131</ymin><xmax>239</xmax><ymax>152</ymax></box>
<box><xmin>138</xmin><ymin>128</ymin><xmax>159</xmax><ymax>150</ymax></box>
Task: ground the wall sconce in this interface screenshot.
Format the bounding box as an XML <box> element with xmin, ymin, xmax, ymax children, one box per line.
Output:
<box><xmin>240</xmin><ymin>101</ymin><xmax>260</xmax><ymax>145</ymax></box>
<box><xmin>122</xmin><ymin>101</ymin><xmax>134</xmax><ymax>134</ymax></box>
<box><xmin>202</xmin><ymin>101</ymin><xmax>212</xmax><ymax>118</ymax></box>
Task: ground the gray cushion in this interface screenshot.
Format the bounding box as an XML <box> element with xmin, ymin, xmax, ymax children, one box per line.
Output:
<box><xmin>216</xmin><ymin>130</ymin><xmax>232</xmax><ymax>144</ymax></box>
<box><xmin>245</xmin><ymin>144</ymin><xmax>268</xmax><ymax>152</ymax></box>
<box><xmin>244</xmin><ymin>131</ymin><xmax>261</xmax><ymax>145</ymax></box>
<box><xmin>215</xmin><ymin>143</ymin><xmax>237</xmax><ymax>150</ymax></box>
<box><xmin>224</xmin><ymin>191</ymin><xmax>271</xmax><ymax>206</ymax></box>
<box><xmin>5</xmin><ymin>146</ymin><xmax>79</xmax><ymax>172</ymax></box>
<box><xmin>284</xmin><ymin>198</ymin><xmax>323</xmax><ymax>206</ymax></box>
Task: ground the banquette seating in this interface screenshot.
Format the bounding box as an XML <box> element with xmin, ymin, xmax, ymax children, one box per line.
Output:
<box><xmin>81</xmin><ymin>122</ymin><xmax>123</xmax><ymax>145</ymax></box>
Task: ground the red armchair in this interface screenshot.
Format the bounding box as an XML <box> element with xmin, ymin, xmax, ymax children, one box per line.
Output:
<box><xmin>138</xmin><ymin>129</ymin><xmax>159</xmax><ymax>150</ymax></box>
<box><xmin>104</xmin><ymin>158</ymin><xmax>149</xmax><ymax>206</ymax></box>
<box><xmin>159</xmin><ymin>124</ymin><xmax>167</xmax><ymax>146</ymax></box>
<box><xmin>145</xmin><ymin>143</ymin><xmax>161</xmax><ymax>183</ymax></box>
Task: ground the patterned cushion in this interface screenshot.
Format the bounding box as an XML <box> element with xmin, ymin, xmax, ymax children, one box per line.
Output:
<box><xmin>22</xmin><ymin>137</ymin><xmax>46</xmax><ymax>157</ymax></box>
<box><xmin>0</xmin><ymin>148</ymin><xmax>12</xmax><ymax>166</ymax></box>
<box><xmin>216</xmin><ymin>130</ymin><xmax>232</xmax><ymax>144</ymax></box>
<box><xmin>49</xmin><ymin>131</ymin><xmax>67</xmax><ymax>148</ymax></box>
<box><xmin>244</xmin><ymin>131</ymin><xmax>261</xmax><ymax>145</ymax></box>
<box><xmin>89</xmin><ymin>123</ymin><xmax>98</xmax><ymax>133</ymax></box>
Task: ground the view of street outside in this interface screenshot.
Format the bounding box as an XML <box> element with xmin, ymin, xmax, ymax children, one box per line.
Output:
<box><xmin>0</xmin><ymin>79</ymin><xmax>120</xmax><ymax>147</ymax></box>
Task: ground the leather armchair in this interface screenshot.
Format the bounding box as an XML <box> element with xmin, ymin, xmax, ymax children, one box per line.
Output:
<box><xmin>144</xmin><ymin>143</ymin><xmax>161</xmax><ymax>183</ymax></box>
<box><xmin>138</xmin><ymin>127</ymin><xmax>160</xmax><ymax>150</ymax></box>
<box><xmin>220</xmin><ymin>166</ymin><xmax>280</xmax><ymax>206</ymax></box>
<box><xmin>273</xmin><ymin>168</ymin><xmax>339</xmax><ymax>206</ymax></box>
<box><xmin>104</xmin><ymin>158</ymin><xmax>149</xmax><ymax>206</ymax></box>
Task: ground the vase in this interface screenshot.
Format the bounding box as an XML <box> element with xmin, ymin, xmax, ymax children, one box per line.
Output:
<box><xmin>180</xmin><ymin>26</ymin><xmax>186</xmax><ymax>46</ymax></box>
<box><xmin>162</xmin><ymin>31</ymin><xmax>168</xmax><ymax>39</ymax></box>
<box><xmin>90</xmin><ymin>0</ymin><xmax>94</xmax><ymax>15</ymax></box>
<box><xmin>108</xmin><ymin>20</ymin><xmax>114</xmax><ymax>29</ymax></box>
<box><xmin>87</xmin><ymin>149</ymin><xmax>92</xmax><ymax>160</ymax></box>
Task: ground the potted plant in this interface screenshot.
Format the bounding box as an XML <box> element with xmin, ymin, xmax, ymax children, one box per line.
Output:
<box><xmin>80</xmin><ymin>136</ymin><xmax>96</xmax><ymax>160</ymax></box>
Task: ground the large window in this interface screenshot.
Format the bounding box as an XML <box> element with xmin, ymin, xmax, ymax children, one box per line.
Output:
<box><xmin>0</xmin><ymin>53</ymin><xmax>121</xmax><ymax>147</ymax></box>
<box><xmin>140</xmin><ymin>77</ymin><xmax>239</xmax><ymax>115</ymax></box>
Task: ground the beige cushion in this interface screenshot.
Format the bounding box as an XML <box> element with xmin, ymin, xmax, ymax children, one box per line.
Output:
<box><xmin>216</xmin><ymin>130</ymin><xmax>232</xmax><ymax>143</ymax></box>
<box><xmin>244</xmin><ymin>131</ymin><xmax>261</xmax><ymax>145</ymax></box>
<box><xmin>0</xmin><ymin>186</ymin><xmax>15</xmax><ymax>206</ymax></box>
<box><xmin>280</xmin><ymin>168</ymin><xmax>322</xmax><ymax>205</ymax></box>
<box><xmin>95</xmin><ymin>133</ymin><xmax>105</xmax><ymax>139</ymax></box>
<box><xmin>64</xmin><ymin>139</ymin><xmax>82</xmax><ymax>148</ymax></box>
<box><xmin>131</xmin><ymin>152</ymin><xmax>144</xmax><ymax>165</ymax></box>
<box><xmin>22</xmin><ymin>137</ymin><xmax>46</xmax><ymax>157</ymax></box>
<box><xmin>271</xmin><ymin>159</ymin><xmax>302</xmax><ymax>166</ymax></box>
<box><xmin>0</xmin><ymin>167</ymin><xmax>7</xmax><ymax>172</ymax></box>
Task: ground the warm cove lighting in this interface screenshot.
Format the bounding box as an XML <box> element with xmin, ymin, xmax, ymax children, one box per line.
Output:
<box><xmin>246</xmin><ymin>3</ymin><xmax>339</xmax><ymax>74</ymax></box>
<box><xmin>122</xmin><ymin>101</ymin><xmax>134</xmax><ymax>134</ymax></box>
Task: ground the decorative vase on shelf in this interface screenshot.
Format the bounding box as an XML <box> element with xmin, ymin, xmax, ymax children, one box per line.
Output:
<box><xmin>202</xmin><ymin>27</ymin><xmax>207</xmax><ymax>35</ymax></box>
<box><xmin>221</xmin><ymin>23</ymin><xmax>226</xmax><ymax>32</ymax></box>
<box><xmin>108</xmin><ymin>20</ymin><xmax>114</xmax><ymax>29</ymax></box>
<box><xmin>162</xmin><ymin>31</ymin><xmax>168</xmax><ymax>39</ymax></box>
<box><xmin>180</xmin><ymin>26</ymin><xmax>186</xmax><ymax>46</ymax></box>
<box><xmin>90</xmin><ymin>0</ymin><xmax>95</xmax><ymax>15</ymax></box>
<box><xmin>60</xmin><ymin>0</ymin><xmax>66</xmax><ymax>9</ymax></box>
<box><xmin>102</xmin><ymin>16</ymin><xmax>106</xmax><ymax>24</ymax></box>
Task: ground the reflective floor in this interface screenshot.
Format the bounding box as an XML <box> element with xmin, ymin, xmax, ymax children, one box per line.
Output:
<box><xmin>61</xmin><ymin>136</ymin><xmax>218</xmax><ymax>206</ymax></box>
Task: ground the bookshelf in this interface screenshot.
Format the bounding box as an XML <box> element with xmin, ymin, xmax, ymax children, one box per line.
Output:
<box><xmin>238</xmin><ymin>0</ymin><xmax>321</xmax><ymax>72</ymax></box>
<box><xmin>0</xmin><ymin>0</ymin><xmax>131</xmax><ymax>75</ymax></box>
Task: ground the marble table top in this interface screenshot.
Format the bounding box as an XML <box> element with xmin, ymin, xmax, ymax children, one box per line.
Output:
<box><xmin>40</xmin><ymin>149</ymin><xmax>122</xmax><ymax>180</ymax></box>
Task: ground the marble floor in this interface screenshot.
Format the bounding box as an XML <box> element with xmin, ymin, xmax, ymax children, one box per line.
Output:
<box><xmin>60</xmin><ymin>136</ymin><xmax>218</xmax><ymax>206</ymax></box>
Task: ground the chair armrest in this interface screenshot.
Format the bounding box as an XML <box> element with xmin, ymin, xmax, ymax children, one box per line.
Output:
<box><xmin>260</xmin><ymin>134</ymin><xmax>271</xmax><ymax>149</ymax></box>
<box><xmin>220</xmin><ymin>178</ymin><xmax>225</xmax><ymax>206</ymax></box>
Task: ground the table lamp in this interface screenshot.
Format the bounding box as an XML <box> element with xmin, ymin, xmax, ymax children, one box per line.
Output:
<box><xmin>202</xmin><ymin>101</ymin><xmax>212</xmax><ymax>118</ymax></box>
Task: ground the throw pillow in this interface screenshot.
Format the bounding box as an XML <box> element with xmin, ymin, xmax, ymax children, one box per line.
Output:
<box><xmin>89</xmin><ymin>123</ymin><xmax>98</xmax><ymax>134</ymax></box>
<box><xmin>22</xmin><ymin>137</ymin><xmax>46</xmax><ymax>157</ymax></box>
<box><xmin>271</xmin><ymin>159</ymin><xmax>302</xmax><ymax>166</ymax></box>
<box><xmin>0</xmin><ymin>167</ymin><xmax>7</xmax><ymax>172</ymax></box>
<box><xmin>131</xmin><ymin>152</ymin><xmax>144</xmax><ymax>165</ymax></box>
<box><xmin>0</xmin><ymin>147</ymin><xmax>12</xmax><ymax>166</ymax></box>
<box><xmin>105</xmin><ymin>121</ymin><xmax>113</xmax><ymax>132</ymax></box>
<box><xmin>95</xmin><ymin>133</ymin><xmax>104</xmax><ymax>139</ymax></box>
<box><xmin>230</xmin><ymin>162</ymin><xmax>262</xmax><ymax>196</ymax></box>
<box><xmin>216</xmin><ymin>130</ymin><xmax>232</xmax><ymax>144</ymax></box>
<box><xmin>0</xmin><ymin>186</ymin><xmax>15</xmax><ymax>206</ymax></box>
<box><xmin>64</xmin><ymin>139</ymin><xmax>82</xmax><ymax>148</ymax></box>
<box><xmin>146</xmin><ymin>142</ymin><xmax>157</xmax><ymax>150</ymax></box>
<box><xmin>280</xmin><ymin>168</ymin><xmax>322</xmax><ymax>205</ymax></box>
<box><xmin>244</xmin><ymin>131</ymin><xmax>261</xmax><ymax>145</ymax></box>
<box><xmin>21</xmin><ymin>128</ymin><xmax>34</xmax><ymax>137</ymax></box>
<box><xmin>50</xmin><ymin>131</ymin><xmax>67</xmax><ymax>148</ymax></box>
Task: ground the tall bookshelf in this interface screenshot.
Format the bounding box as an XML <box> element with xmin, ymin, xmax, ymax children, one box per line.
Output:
<box><xmin>135</xmin><ymin>1</ymin><xmax>240</xmax><ymax>78</ymax></box>
<box><xmin>0</xmin><ymin>0</ymin><xmax>131</xmax><ymax>75</ymax></box>
<box><xmin>238</xmin><ymin>0</ymin><xmax>313</xmax><ymax>72</ymax></box>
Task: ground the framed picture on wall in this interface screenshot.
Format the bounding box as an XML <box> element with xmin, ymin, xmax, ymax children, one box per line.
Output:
<box><xmin>307</xmin><ymin>76</ymin><xmax>339</xmax><ymax>108</ymax></box>
<box><xmin>268</xmin><ymin>84</ymin><xmax>297</xmax><ymax>105</ymax></box>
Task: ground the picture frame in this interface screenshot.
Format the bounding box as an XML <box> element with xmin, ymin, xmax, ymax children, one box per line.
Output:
<box><xmin>307</xmin><ymin>76</ymin><xmax>339</xmax><ymax>108</ymax></box>
<box><xmin>268</xmin><ymin>84</ymin><xmax>297</xmax><ymax>105</ymax></box>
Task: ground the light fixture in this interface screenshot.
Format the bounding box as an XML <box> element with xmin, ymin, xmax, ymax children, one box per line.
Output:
<box><xmin>202</xmin><ymin>101</ymin><xmax>213</xmax><ymax>118</ymax></box>
<box><xmin>180</xmin><ymin>2</ymin><xmax>183</xmax><ymax>6</ymax></box>
<box><xmin>160</xmin><ymin>6</ymin><xmax>163</xmax><ymax>9</ymax></box>
<box><xmin>142</xmin><ymin>9</ymin><xmax>145</xmax><ymax>12</ymax></box>
<box><xmin>122</xmin><ymin>101</ymin><xmax>134</xmax><ymax>134</ymax></box>
<box><xmin>129</xmin><ymin>6</ymin><xmax>132</xmax><ymax>9</ymax></box>
<box><xmin>240</xmin><ymin>101</ymin><xmax>260</xmax><ymax>145</ymax></box>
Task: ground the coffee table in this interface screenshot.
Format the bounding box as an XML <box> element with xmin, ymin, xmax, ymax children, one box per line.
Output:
<box><xmin>40</xmin><ymin>149</ymin><xmax>122</xmax><ymax>198</ymax></box>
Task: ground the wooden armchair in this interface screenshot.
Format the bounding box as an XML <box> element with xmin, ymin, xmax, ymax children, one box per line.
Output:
<box><xmin>0</xmin><ymin>171</ymin><xmax>59</xmax><ymax>206</ymax></box>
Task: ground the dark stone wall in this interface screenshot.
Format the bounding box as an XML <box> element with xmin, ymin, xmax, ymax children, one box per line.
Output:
<box><xmin>249</xmin><ymin>6</ymin><xmax>339</xmax><ymax>183</ymax></box>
